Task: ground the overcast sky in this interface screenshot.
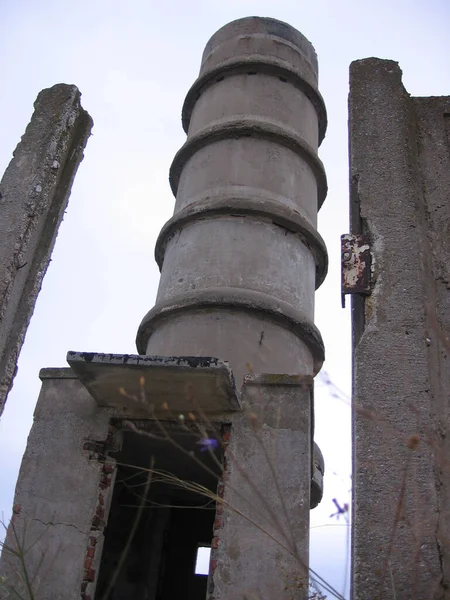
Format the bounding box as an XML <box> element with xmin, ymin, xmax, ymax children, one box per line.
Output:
<box><xmin>0</xmin><ymin>1</ymin><xmax>449</xmax><ymax>597</ymax></box>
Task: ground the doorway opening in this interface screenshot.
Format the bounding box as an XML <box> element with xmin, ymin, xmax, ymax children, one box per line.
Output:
<box><xmin>95</xmin><ymin>420</ymin><xmax>223</xmax><ymax>600</ymax></box>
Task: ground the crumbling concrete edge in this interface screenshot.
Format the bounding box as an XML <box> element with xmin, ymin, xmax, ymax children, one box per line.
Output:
<box><xmin>0</xmin><ymin>84</ymin><xmax>93</xmax><ymax>416</ymax></box>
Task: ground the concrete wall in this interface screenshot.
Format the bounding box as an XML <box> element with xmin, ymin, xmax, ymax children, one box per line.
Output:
<box><xmin>0</xmin><ymin>369</ymin><xmax>114</xmax><ymax>600</ymax></box>
<box><xmin>349</xmin><ymin>59</ymin><xmax>450</xmax><ymax>599</ymax></box>
<box><xmin>209</xmin><ymin>374</ymin><xmax>312</xmax><ymax>599</ymax></box>
<box><xmin>0</xmin><ymin>85</ymin><xmax>92</xmax><ymax>416</ymax></box>
<box><xmin>0</xmin><ymin>365</ymin><xmax>315</xmax><ymax>600</ymax></box>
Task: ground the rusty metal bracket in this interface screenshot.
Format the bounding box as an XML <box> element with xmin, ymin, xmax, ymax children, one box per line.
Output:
<box><xmin>341</xmin><ymin>234</ymin><xmax>372</xmax><ymax>307</ymax></box>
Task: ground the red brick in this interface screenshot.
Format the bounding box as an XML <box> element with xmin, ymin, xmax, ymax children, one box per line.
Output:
<box><xmin>87</xmin><ymin>568</ymin><xmax>96</xmax><ymax>582</ymax></box>
<box><xmin>100</xmin><ymin>474</ymin><xmax>112</xmax><ymax>489</ymax></box>
<box><xmin>87</xmin><ymin>547</ymin><xmax>95</xmax><ymax>558</ymax></box>
<box><xmin>211</xmin><ymin>536</ymin><xmax>220</xmax><ymax>549</ymax></box>
<box><xmin>91</xmin><ymin>516</ymin><xmax>101</xmax><ymax>529</ymax></box>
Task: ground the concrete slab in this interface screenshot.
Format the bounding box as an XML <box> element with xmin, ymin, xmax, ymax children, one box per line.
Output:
<box><xmin>67</xmin><ymin>351</ymin><xmax>241</xmax><ymax>418</ymax></box>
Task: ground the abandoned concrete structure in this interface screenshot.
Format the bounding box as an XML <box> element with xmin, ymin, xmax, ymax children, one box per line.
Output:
<box><xmin>0</xmin><ymin>86</ymin><xmax>92</xmax><ymax>417</ymax></box>
<box><xmin>0</xmin><ymin>17</ymin><xmax>328</xmax><ymax>600</ymax></box>
<box><xmin>349</xmin><ymin>61</ymin><xmax>450</xmax><ymax>598</ymax></box>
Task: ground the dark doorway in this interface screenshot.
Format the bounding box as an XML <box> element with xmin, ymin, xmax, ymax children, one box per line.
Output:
<box><xmin>95</xmin><ymin>421</ymin><xmax>222</xmax><ymax>600</ymax></box>
<box><xmin>156</xmin><ymin>508</ymin><xmax>211</xmax><ymax>599</ymax></box>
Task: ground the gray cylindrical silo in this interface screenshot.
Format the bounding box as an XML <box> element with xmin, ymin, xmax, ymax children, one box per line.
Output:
<box><xmin>137</xmin><ymin>17</ymin><xmax>328</xmax><ymax>385</ymax></box>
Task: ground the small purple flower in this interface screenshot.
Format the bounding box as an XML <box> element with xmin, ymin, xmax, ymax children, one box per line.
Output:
<box><xmin>197</xmin><ymin>438</ymin><xmax>219</xmax><ymax>452</ymax></box>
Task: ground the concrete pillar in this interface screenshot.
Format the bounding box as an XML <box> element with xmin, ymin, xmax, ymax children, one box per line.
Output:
<box><xmin>0</xmin><ymin>369</ymin><xmax>114</xmax><ymax>600</ymax></box>
<box><xmin>349</xmin><ymin>59</ymin><xmax>450</xmax><ymax>599</ymax></box>
<box><xmin>137</xmin><ymin>16</ymin><xmax>328</xmax><ymax>385</ymax></box>
<box><xmin>0</xmin><ymin>85</ymin><xmax>92</xmax><ymax>416</ymax></box>
<box><xmin>209</xmin><ymin>374</ymin><xmax>312</xmax><ymax>599</ymax></box>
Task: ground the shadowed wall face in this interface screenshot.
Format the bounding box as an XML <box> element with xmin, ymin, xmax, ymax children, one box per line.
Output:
<box><xmin>349</xmin><ymin>59</ymin><xmax>450</xmax><ymax>599</ymax></box>
<box><xmin>137</xmin><ymin>16</ymin><xmax>328</xmax><ymax>385</ymax></box>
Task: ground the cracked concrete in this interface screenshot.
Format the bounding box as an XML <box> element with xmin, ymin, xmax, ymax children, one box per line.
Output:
<box><xmin>0</xmin><ymin>372</ymin><xmax>111</xmax><ymax>599</ymax></box>
<box><xmin>31</xmin><ymin>518</ymin><xmax>87</xmax><ymax>536</ymax></box>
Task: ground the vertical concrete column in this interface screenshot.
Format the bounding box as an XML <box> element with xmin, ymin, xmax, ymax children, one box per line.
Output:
<box><xmin>135</xmin><ymin>17</ymin><xmax>328</xmax><ymax>598</ymax></box>
<box><xmin>0</xmin><ymin>85</ymin><xmax>92</xmax><ymax>416</ymax></box>
<box><xmin>0</xmin><ymin>371</ymin><xmax>114</xmax><ymax>600</ymax></box>
<box><xmin>209</xmin><ymin>375</ymin><xmax>312</xmax><ymax>599</ymax></box>
<box><xmin>137</xmin><ymin>17</ymin><xmax>328</xmax><ymax>384</ymax></box>
<box><xmin>350</xmin><ymin>59</ymin><xmax>450</xmax><ymax>598</ymax></box>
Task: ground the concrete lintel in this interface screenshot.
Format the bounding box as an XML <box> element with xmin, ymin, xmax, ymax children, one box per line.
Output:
<box><xmin>66</xmin><ymin>351</ymin><xmax>241</xmax><ymax>417</ymax></box>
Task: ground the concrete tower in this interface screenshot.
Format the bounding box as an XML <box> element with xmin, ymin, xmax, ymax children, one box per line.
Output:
<box><xmin>0</xmin><ymin>17</ymin><xmax>327</xmax><ymax>600</ymax></box>
<box><xmin>137</xmin><ymin>16</ymin><xmax>328</xmax><ymax>384</ymax></box>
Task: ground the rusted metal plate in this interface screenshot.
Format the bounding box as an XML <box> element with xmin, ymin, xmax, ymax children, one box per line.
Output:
<box><xmin>341</xmin><ymin>234</ymin><xmax>371</xmax><ymax>306</ymax></box>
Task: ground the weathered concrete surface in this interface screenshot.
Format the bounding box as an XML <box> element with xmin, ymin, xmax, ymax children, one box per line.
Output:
<box><xmin>350</xmin><ymin>59</ymin><xmax>450</xmax><ymax>599</ymax></box>
<box><xmin>0</xmin><ymin>85</ymin><xmax>92</xmax><ymax>416</ymax></box>
<box><xmin>138</xmin><ymin>16</ymin><xmax>328</xmax><ymax>384</ymax></box>
<box><xmin>0</xmin><ymin>369</ymin><xmax>113</xmax><ymax>600</ymax></box>
<box><xmin>209</xmin><ymin>375</ymin><xmax>312</xmax><ymax>599</ymax></box>
<box><xmin>1</xmin><ymin>18</ymin><xmax>328</xmax><ymax>599</ymax></box>
<box><xmin>67</xmin><ymin>350</ymin><xmax>240</xmax><ymax>416</ymax></box>
<box><xmin>134</xmin><ymin>18</ymin><xmax>329</xmax><ymax>595</ymax></box>
<box><xmin>0</xmin><ymin>364</ymin><xmax>318</xmax><ymax>599</ymax></box>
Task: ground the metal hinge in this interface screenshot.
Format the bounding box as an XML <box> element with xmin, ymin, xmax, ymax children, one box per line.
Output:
<box><xmin>341</xmin><ymin>234</ymin><xmax>372</xmax><ymax>308</ymax></box>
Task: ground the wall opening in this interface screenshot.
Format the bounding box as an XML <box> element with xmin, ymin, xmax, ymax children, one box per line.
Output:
<box><xmin>195</xmin><ymin>546</ymin><xmax>211</xmax><ymax>575</ymax></box>
<box><xmin>95</xmin><ymin>420</ymin><xmax>223</xmax><ymax>600</ymax></box>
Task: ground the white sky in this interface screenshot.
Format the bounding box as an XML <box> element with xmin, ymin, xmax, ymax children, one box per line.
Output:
<box><xmin>0</xmin><ymin>1</ymin><xmax>449</xmax><ymax>598</ymax></box>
